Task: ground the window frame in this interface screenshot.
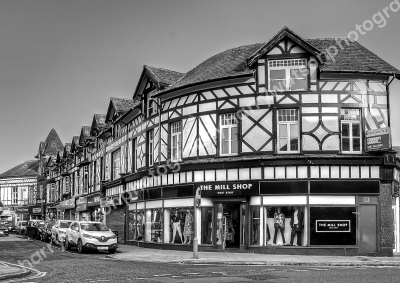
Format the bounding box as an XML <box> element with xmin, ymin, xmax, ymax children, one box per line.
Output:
<box><xmin>132</xmin><ymin>138</ymin><xmax>137</xmax><ymax>172</ymax></box>
<box><xmin>340</xmin><ymin>108</ymin><xmax>362</xmax><ymax>154</ymax></box>
<box><xmin>219</xmin><ymin>113</ymin><xmax>239</xmax><ymax>156</ymax></box>
<box><xmin>268</xmin><ymin>58</ymin><xmax>308</xmax><ymax>92</ymax></box>
<box><xmin>147</xmin><ymin>130</ymin><xmax>154</xmax><ymax>167</ymax></box>
<box><xmin>170</xmin><ymin>121</ymin><xmax>182</xmax><ymax>162</ymax></box>
<box><xmin>112</xmin><ymin>149</ymin><xmax>121</xmax><ymax>180</ymax></box>
<box><xmin>276</xmin><ymin>108</ymin><xmax>300</xmax><ymax>154</ymax></box>
<box><xmin>12</xmin><ymin>187</ymin><xmax>18</xmax><ymax>205</ymax></box>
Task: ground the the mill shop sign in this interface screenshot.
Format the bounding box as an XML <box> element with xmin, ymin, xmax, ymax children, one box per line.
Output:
<box><xmin>366</xmin><ymin>127</ymin><xmax>391</xmax><ymax>152</ymax></box>
<box><xmin>198</xmin><ymin>181</ymin><xmax>259</xmax><ymax>197</ymax></box>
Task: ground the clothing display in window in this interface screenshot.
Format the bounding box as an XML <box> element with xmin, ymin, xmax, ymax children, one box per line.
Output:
<box><xmin>290</xmin><ymin>206</ymin><xmax>304</xmax><ymax>246</ymax></box>
<box><xmin>273</xmin><ymin>207</ymin><xmax>286</xmax><ymax>245</ymax></box>
<box><xmin>170</xmin><ymin>210</ymin><xmax>183</xmax><ymax>243</ymax></box>
<box><xmin>202</xmin><ymin>209</ymin><xmax>212</xmax><ymax>244</ymax></box>
<box><xmin>183</xmin><ymin>210</ymin><xmax>194</xmax><ymax>244</ymax></box>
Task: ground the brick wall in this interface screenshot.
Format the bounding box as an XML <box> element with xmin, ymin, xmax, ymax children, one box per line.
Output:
<box><xmin>379</xmin><ymin>183</ymin><xmax>393</xmax><ymax>256</ymax></box>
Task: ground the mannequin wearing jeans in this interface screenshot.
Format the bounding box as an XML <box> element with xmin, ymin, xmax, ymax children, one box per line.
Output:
<box><xmin>170</xmin><ymin>209</ymin><xmax>183</xmax><ymax>244</ymax></box>
<box><xmin>273</xmin><ymin>207</ymin><xmax>286</xmax><ymax>245</ymax></box>
<box><xmin>290</xmin><ymin>206</ymin><xmax>303</xmax><ymax>246</ymax></box>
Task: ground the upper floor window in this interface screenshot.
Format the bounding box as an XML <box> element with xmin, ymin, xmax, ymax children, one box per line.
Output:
<box><xmin>220</xmin><ymin>113</ymin><xmax>239</xmax><ymax>156</ymax></box>
<box><xmin>268</xmin><ymin>59</ymin><xmax>308</xmax><ymax>92</ymax></box>
<box><xmin>277</xmin><ymin>109</ymin><xmax>299</xmax><ymax>153</ymax></box>
<box><xmin>171</xmin><ymin>122</ymin><xmax>182</xmax><ymax>162</ymax></box>
<box><xmin>12</xmin><ymin>187</ymin><xmax>18</xmax><ymax>204</ymax></box>
<box><xmin>64</xmin><ymin>176</ymin><xmax>70</xmax><ymax>194</ymax></box>
<box><xmin>112</xmin><ymin>149</ymin><xmax>121</xmax><ymax>180</ymax></box>
<box><xmin>148</xmin><ymin>98</ymin><xmax>158</xmax><ymax>117</ymax></box>
<box><xmin>341</xmin><ymin>109</ymin><xmax>361</xmax><ymax>153</ymax></box>
<box><xmin>83</xmin><ymin>166</ymin><xmax>89</xmax><ymax>194</ymax></box>
<box><xmin>132</xmin><ymin>138</ymin><xmax>137</xmax><ymax>172</ymax></box>
<box><xmin>148</xmin><ymin>130</ymin><xmax>154</xmax><ymax>166</ymax></box>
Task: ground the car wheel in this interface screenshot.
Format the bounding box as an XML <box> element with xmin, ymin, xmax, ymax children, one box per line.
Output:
<box><xmin>109</xmin><ymin>249</ymin><xmax>117</xmax><ymax>254</ymax></box>
<box><xmin>49</xmin><ymin>237</ymin><xmax>53</xmax><ymax>246</ymax></box>
<box><xmin>65</xmin><ymin>238</ymin><xmax>71</xmax><ymax>250</ymax></box>
<box><xmin>77</xmin><ymin>239</ymin><xmax>85</xmax><ymax>254</ymax></box>
<box><xmin>35</xmin><ymin>233</ymin><xmax>40</xmax><ymax>240</ymax></box>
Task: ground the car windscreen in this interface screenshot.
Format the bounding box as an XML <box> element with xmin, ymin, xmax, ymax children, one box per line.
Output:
<box><xmin>59</xmin><ymin>222</ymin><xmax>72</xmax><ymax>228</ymax></box>
<box><xmin>80</xmin><ymin>223</ymin><xmax>109</xmax><ymax>231</ymax></box>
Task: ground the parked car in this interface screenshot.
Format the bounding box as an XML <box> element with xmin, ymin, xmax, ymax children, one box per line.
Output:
<box><xmin>65</xmin><ymin>221</ymin><xmax>118</xmax><ymax>254</ymax></box>
<box><xmin>40</xmin><ymin>221</ymin><xmax>55</xmax><ymax>242</ymax></box>
<box><xmin>25</xmin><ymin>220</ymin><xmax>45</xmax><ymax>239</ymax></box>
<box><xmin>0</xmin><ymin>224</ymin><xmax>9</xmax><ymax>237</ymax></box>
<box><xmin>51</xmin><ymin>220</ymin><xmax>72</xmax><ymax>245</ymax></box>
<box><xmin>15</xmin><ymin>221</ymin><xmax>28</xmax><ymax>235</ymax></box>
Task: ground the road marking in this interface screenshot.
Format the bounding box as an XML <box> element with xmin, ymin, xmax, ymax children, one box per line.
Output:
<box><xmin>153</xmin><ymin>274</ymin><xmax>172</xmax><ymax>277</ymax></box>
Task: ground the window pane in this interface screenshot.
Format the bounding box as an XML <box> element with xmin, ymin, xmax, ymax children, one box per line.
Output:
<box><xmin>352</xmin><ymin>124</ymin><xmax>360</xmax><ymax>137</ymax></box>
<box><xmin>270</xmin><ymin>80</ymin><xmax>285</xmax><ymax>91</ymax></box>
<box><xmin>290</xmin><ymin>79</ymin><xmax>307</xmax><ymax>90</ymax></box>
<box><xmin>222</xmin><ymin>128</ymin><xmax>229</xmax><ymax>141</ymax></box>
<box><xmin>279</xmin><ymin>138</ymin><xmax>288</xmax><ymax>151</ymax></box>
<box><xmin>279</xmin><ymin>124</ymin><xmax>287</xmax><ymax>138</ymax></box>
<box><xmin>342</xmin><ymin>138</ymin><xmax>350</xmax><ymax>151</ymax></box>
<box><xmin>270</xmin><ymin>69</ymin><xmax>286</xmax><ymax>80</ymax></box>
<box><xmin>231</xmin><ymin>140</ymin><xmax>238</xmax><ymax>153</ymax></box>
<box><xmin>290</xmin><ymin>138</ymin><xmax>299</xmax><ymax>151</ymax></box>
<box><xmin>342</xmin><ymin>124</ymin><xmax>349</xmax><ymax>137</ymax></box>
<box><xmin>353</xmin><ymin>138</ymin><xmax>360</xmax><ymax>151</ymax></box>
<box><xmin>290</xmin><ymin>68</ymin><xmax>307</xmax><ymax>78</ymax></box>
<box><xmin>290</xmin><ymin>124</ymin><xmax>298</xmax><ymax>138</ymax></box>
<box><xmin>231</xmin><ymin>127</ymin><xmax>238</xmax><ymax>140</ymax></box>
<box><xmin>222</xmin><ymin>141</ymin><xmax>229</xmax><ymax>154</ymax></box>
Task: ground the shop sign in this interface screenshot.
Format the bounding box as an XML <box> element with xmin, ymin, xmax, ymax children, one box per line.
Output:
<box><xmin>316</xmin><ymin>220</ymin><xmax>351</xmax><ymax>232</ymax></box>
<box><xmin>87</xmin><ymin>195</ymin><xmax>101</xmax><ymax>207</ymax></box>
<box><xmin>76</xmin><ymin>203</ymin><xmax>88</xmax><ymax>212</ymax></box>
<box><xmin>197</xmin><ymin>181</ymin><xmax>259</xmax><ymax>197</ymax></box>
<box><xmin>366</xmin><ymin>127</ymin><xmax>391</xmax><ymax>152</ymax></box>
<box><xmin>76</xmin><ymin>197</ymin><xmax>87</xmax><ymax>205</ymax></box>
<box><xmin>100</xmin><ymin>196</ymin><xmax>121</xmax><ymax>207</ymax></box>
<box><xmin>15</xmin><ymin>207</ymin><xmax>29</xmax><ymax>213</ymax></box>
<box><xmin>29</xmin><ymin>206</ymin><xmax>42</xmax><ymax>215</ymax></box>
<box><xmin>60</xmin><ymin>199</ymin><xmax>75</xmax><ymax>210</ymax></box>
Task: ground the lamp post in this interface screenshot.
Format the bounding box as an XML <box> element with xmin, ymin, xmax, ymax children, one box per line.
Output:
<box><xmin>193</xmin><ymin>187</ymin><xmax>201</xmax><ymax>259</ymax></box>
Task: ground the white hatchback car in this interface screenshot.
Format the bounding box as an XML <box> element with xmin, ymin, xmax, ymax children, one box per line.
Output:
<box><xmin>65</xmin><ymin>221</ymin><xmax>118</xmax><ymax>254</ymax></box>
<box><xmin>51</xmin><ymin>220</ymin><xmax>73</xmax><ymax>245</ymax></box>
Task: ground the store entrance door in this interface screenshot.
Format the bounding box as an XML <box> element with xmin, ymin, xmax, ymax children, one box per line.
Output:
<box><xmin>214</xmin><ymin>202</ymin><xmax>244</xmax><ymax>249</ymax></box>
<box><xmin>359</xmin><ymin>204</ymin><xmax>377</xmax><ymax>254</ymax></box>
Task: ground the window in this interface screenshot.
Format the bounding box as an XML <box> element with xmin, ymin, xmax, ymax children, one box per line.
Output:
<box><xmin>171</xmin><ymin>122</ymin><xmax>182</xmax><ymax>162</ymax></box>
<box><xmin>148</xmin><ymin>99</ymin><xmax>158</xmax><ymax>117</ymax></box>
<box><xmin>64</xmin><ymin>176</ymin><xmax>70</xmax><ymax>194</ymax></box>
<box><xmin>268</xmin><ymin>59</ymin><xmax>308</xmax><ymax>91</ymax></box>
<box><xmin>112</xmin><ymin>149</ymin><xmax>121</xmax><ymax>180</ymax></box>
<box><xmin>220</xmin><ymin>113</ymin><xmax>239</xmax><ymax>155</ymax></box>
<box><xmin>12</xmin><ymin>187</ymin><xmax>18</xmax><ymax>204</ymax></box>
<box><xmin>147</xmin><ymin>130</ymin><xmax>154</xmax><ymax>166</ymax></box>
<box><xmin>83</xmin><ymin>166</ymin><xmax>89</xmax><ymax>194</ymax></box>
<box><xmin>277</xmin><ymin>109</ymin><xmax>299</xmax><ymax>153</ymax></box>
<box><xmin>341</xmin><ymin>109</ymin><xmax>361</xmax><ymax>153</ymax></box>
<box><xmin>132</xmin><ymin>138</ymin><xmax>137</xmax><ymax>172</ymax></box>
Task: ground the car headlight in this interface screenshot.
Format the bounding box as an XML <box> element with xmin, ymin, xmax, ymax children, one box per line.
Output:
<box><xmin>83</xmin><ymin>233</ymin><xmax>93</xmax><ymax>239</ymax></box>
<box><xmin>111</xmin><ymin>235</ymin><xmax>117</xmax><ymax>239</ymax></box>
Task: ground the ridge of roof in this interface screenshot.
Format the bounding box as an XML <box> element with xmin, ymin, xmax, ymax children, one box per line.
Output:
<box><xmin>0</xmin><ymin>160</ymin><xmax>38</xmax><ymax>178</ymax></box>
<box><xmin>144</xmin><ymin>65</ymin><xmax>185</xmax><ymax>86</ymax></box>
<box><xmin>110</xmin><ymin>97</ymin><xmax>135</xmax><ymax>114</ymax></box>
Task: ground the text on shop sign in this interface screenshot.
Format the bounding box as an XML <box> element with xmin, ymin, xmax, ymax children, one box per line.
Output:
<box><xmin>316</xmin><ymin>220</ymin><xmax>351</xmax><ymax>232</ymax></box>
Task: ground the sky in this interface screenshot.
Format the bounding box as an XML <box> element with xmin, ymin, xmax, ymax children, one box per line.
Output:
<box><xmin>1</xmin><ymin>0</ymin><xmax>400</xmax><ymax>174</ymax></box>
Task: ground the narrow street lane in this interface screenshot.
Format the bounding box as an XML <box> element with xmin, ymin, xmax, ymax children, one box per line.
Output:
<box><xmin>1</xmin><ymin>234</ymin><xmax>400</xmax><ymax>283</ymax></box>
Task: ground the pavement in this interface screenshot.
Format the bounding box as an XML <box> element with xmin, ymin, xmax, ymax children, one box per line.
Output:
<box><xmin>0</xmin><ymin>261</ymin><xmax>31</xmax><ymax>281</ymax></box>
<box><xmin>109</xmin><ymin>244</ymin><xmax>400</xmax><ymax>267</ymax></box>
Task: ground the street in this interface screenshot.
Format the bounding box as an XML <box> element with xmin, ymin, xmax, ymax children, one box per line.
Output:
<box><xmin>0</xmin><ymin>234</ymin><xmax>400</xmax><ymax>282</ymax></box>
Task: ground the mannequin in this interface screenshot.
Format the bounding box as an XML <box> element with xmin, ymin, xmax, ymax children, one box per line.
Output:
<box><xmin>170</xmin><ymin>209</ymin><xmax>183</xmax><ymax>244</ymax></box>
<box><xmin>273</xmin><ymin>206</ymin><xmax>286</xmax><ymax>245</ymax></box>
<box><xmin>290</xmin><ymin>206</ymin><xmax>303</xmax><ymax>246</ymax></box>
<box><xmin>183</xmin><ymin>209</ymin><xmax>194</xmax><ymax>244</ymax></box>
<box><xmin>202</xmin><ymin>209</ymin><xmax>212</xmax><ymax>244</ymax></box>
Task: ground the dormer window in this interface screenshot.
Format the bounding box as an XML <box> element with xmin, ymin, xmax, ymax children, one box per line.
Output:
<box><xmin>147</xmin><ymin>98</ymin><xmax>158</xmax><ymax>117</ymax></box>
<box><xmin>268</xmin><ymin>59</ymin><xmax>308</xmax><ymax>92</ymax></box>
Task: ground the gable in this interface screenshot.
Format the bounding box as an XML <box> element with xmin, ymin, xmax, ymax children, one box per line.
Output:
<box><xmin>267</xmin><ymin>39</ymin><xmax>307</xmax><ymax>55</ymax></box>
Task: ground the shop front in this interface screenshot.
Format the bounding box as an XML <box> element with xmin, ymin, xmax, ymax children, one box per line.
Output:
<box><xmin>28</xmin><ymin>205</ymin><xmax>43</xmax><ymax>220</ymax></box>
<box><xmin>45</xmin><ymin>205</ymin><xmax>57</xmax><ymax>221</ymax></box>
<box><xmin>59</xmin><ymin>198</ymin><xmax>76</xmax><ymax>220</ymax></box>
<box><xmin>15</xmin><ymin>206</ymin><xmax>29</xmax><ymax>222</ymax></box>
<box><xmin>126</xmin><ymin>176</ymin><xmax>382</xmax><ymax>256</ymax></box>
<box><xmin>87</xmin><ymin>194</ymin><xmax>103</xmax><ymax>222</ymax></box>
<box><xmin>76</xmin><ymin>197</ymin><xmax>90</xmax><ymax>221</ymax></box>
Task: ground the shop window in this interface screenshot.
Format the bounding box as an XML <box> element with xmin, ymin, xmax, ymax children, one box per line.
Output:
<box><xmin>309</xmin><ymin>207</ymin><xmax>356</xmax><ymax>246</ymax></box>
<box><xmin>201</xmin><ymin>207</ymin><xmax>213</xmax><ymax>245</ymax></box>
<box><xmin>341</xmin><ymin>109</ymin><xmax>361</xmax><ymax>153</ymax></box>
<box><xmin>277</xmin><ymin>109</ymin><xmax>299</xmax><ymax>153</ymax></box>
<box><xmin>249</xmin><ymin>206</ymin><xmax>306</xmax><ymax>247</ymax></box>
<box><xmin>171</xmin><ymin>121</ymin><xmax>182</xmax><ymax>162</ymax></box>
<box><xmin>145</xmin><ymin>208</ymin><xmax>163</xmax><ymax>243</ymax></box>
<box><xmin>164</xmin><ymin>207</ymin><xmax>194</xmax><ymax>244</ymax></box>
<box><xmin>147</xmin><ymin>130</ymin><xmax>154</xmax><ymax>166</ymax></box>
<box><xmin>268</xmin><ymin>59</ymin><xmax>308</xmax><ymax>91</ymax></box>
<box><xmin>220</xmin><ymin>113</ymin><xmax>239</xmax><ymax>156</ymax></box>
<box><xmin>143</xmin><ymin>188</ymin><xmax>162</xmax><ymax>200</ymax></box>
<box><xmin>112</xmin><ymin>149</ymin><xmax>121</xmax><ymax>180</ymax></box>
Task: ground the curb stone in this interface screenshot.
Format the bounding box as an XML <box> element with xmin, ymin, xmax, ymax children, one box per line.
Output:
<box><xmin>0</xmin><ymin>270</ymin><xmax>32</xmax><ymax>281</ymax></box>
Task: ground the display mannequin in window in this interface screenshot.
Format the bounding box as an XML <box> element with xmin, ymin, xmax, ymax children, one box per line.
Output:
<box><xmin>273</xmin><ymin>206</ymin><xmax>286</xmax><ymax>245</ymax></box>
<box><xmin>202</xmin><ymin>209</ymin><xmax>212</xmax><ymax>244</ymax></box>
<box><xmin>183</xmin><ymin>209</ymin><xmax>194</xmax><ymax>244</ymax></box>
<box><xmin>290</xmin><ymin>206</ymin><xmax>303</xmax><ymax>246</ymax></box>
<box><xmin>170</xmin><ymin>209</ymin><xmax>183</xmax><ymax>244</ymax></box>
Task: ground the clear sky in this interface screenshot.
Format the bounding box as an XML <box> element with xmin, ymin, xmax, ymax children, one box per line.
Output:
<box><xmin>1</xmin><ymin>0</ymin><xmax>399</xmax><ymax>174</ymax></box>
